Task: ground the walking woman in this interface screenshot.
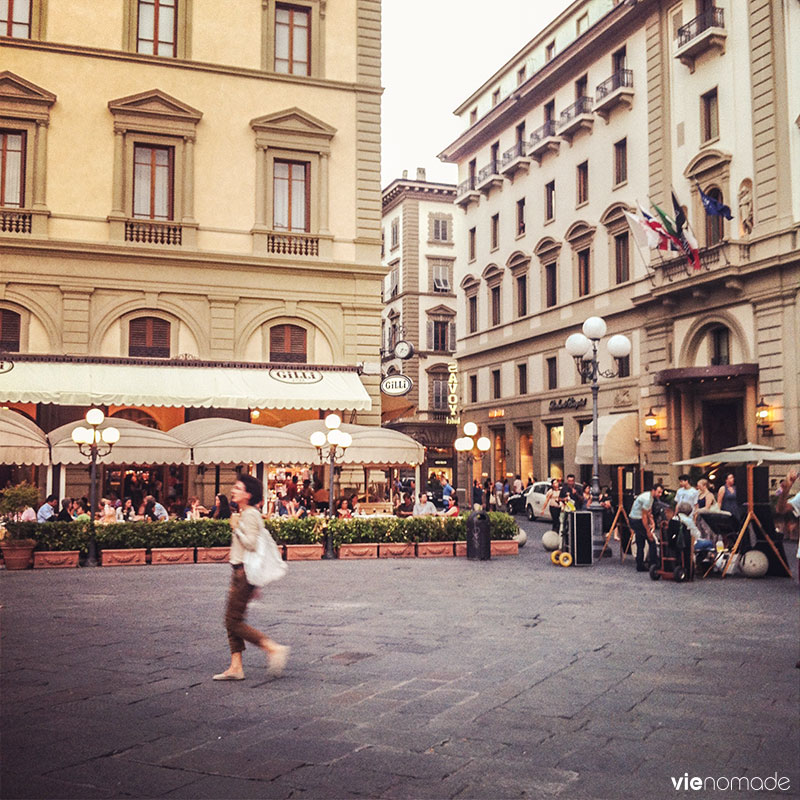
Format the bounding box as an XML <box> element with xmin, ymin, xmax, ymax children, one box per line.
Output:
<box><xmin>213</xmin><ymin>474</ymin><xmax>290</xmax><ymax>681</ymax></box>
<box><xmin>544</xmin><ymin>479</ymin><xmax>561</xmax><ymax>532</ymax></box>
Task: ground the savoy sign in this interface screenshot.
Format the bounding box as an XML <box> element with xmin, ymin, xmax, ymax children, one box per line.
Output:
<box><xmin>380</xmin><ymin>374</ymin><xmax>413</xmax><ymax>396</ymax></box>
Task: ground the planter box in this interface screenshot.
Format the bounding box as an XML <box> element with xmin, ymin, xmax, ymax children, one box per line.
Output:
<box><xmin>101</xmin><ymin>548</ymin><xmax>147</xmax><ymax>567</ymax></box>
<box><xmin>284</xmin><ymin>543</ymin><xmax>323</xmax><ymax>561</ymax></box>
<box><xmin>491</xmin><ymin>540</ymin><xmax>519</xmax><ymax>556</ymax></box>
<box><xmin>379</xmin><ymin>543</ymin><xmax>415</xmax><ymax>559</ymax></box>
<box><xmin>338</xmin><ymin>543</ymin><xmax>378</xmax><ymax>559</ymax></box>
<box><xmin>454</xmin><ymin>541</ymin><xmax>467</xmax><ymax>557</ymax></box>
<box><xmin>0</xmin><ymin>541</ymin><xmax>35</xmax><ymax>570</ymax></box>
<box><xmin>151</xmin><ymin>547</ymin><xmax>195</xmax><ymax>565</ymax></box>
<box><xmin>34</xmin><ymin>550</ymin><xmax>80</xmax><ymax>569</ymax></box>
<box><xmin>197</xmin><ymin>546</ymin><xmax>231</xmax><ymax>563</ymax></box>
<box><xmin>417</xmin><ymin>541</ymin><xmax>455</xmax><ymax>558</ymax></box>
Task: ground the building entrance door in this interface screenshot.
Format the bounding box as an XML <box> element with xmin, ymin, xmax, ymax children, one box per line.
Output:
<box><xmin>702</xmin><ymin>399</ymin><xmax>744</xmax><ymax>453</ymax></box>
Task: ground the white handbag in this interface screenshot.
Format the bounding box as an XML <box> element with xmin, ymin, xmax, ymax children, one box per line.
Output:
<box><xmin>242</xmin><ymin>523</ymin><xmax>288</xmax><ymax>587</ymax></box>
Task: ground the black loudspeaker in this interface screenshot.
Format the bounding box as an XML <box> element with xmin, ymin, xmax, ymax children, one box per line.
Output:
<box><xmin>569</xmin><ymin>511</ymin><xmax>593</xmax><ymax>566</ymax></box>
<box><xmin>733</xmin><ymin>466</ymin><xmax>770</xmax><ymax>505</ymax></box>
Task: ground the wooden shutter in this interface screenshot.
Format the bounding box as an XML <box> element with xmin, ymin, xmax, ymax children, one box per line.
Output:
<box><xmin>448</xmin><ymin>322</ymin><xmax>456</xmax><ymax>352</ymax></box>
<box><xmin>129</xmin><ymin>317</ymin><xmax>170</xmax><ymax>358</ymax></box>
<box><xmin>270</xmin><ymin>324</ymin><xmax>307</xmax><ymax>363</ymax></box>
<box><xmin>0</xmin><ymin>309</ymin><xmax>21</xmax><ymax>352</ymax></box>
<box><xmin>426</xmin><ymin>320</ymin><xmax>433</xmax><ymax>351</ymax></box>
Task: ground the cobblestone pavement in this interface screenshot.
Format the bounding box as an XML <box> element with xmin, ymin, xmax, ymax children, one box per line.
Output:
<box><xmin>1</xmin><ymin>518</ymin><xmax>798</xmax><ymax>800</ymax></box>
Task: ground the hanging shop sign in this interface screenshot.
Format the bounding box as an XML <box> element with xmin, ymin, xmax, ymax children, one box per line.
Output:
<box><xmin>446</xmin><ymin>362</ymin><xmax>460</xmax><ymax>425</ymax></box>
<box><xmin>380</xmin><ymin>374</ymin><xmax>413</xmax><ymax>396</ymax></box>
<box><xmin>549</xmin><ymin>396</ymin><xmax>588</xmax><ymax>412</ymax></box>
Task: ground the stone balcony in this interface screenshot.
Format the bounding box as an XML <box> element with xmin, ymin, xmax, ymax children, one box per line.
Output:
<box><xmin>500</xmin><ymin>142</ymin><xmax>531</xmax><ymax>178</ymax></box>
<box><xmin>475</xmin><ymin>160</ymin><xmax>503</xmax><ymax>195</ymax></box>
<box><xmin>675</xmin><ymin>7</ymin><xmax>726</xmax><ymax>72</ymax></box>
<box><xmin>594</xmin><ymin>69</ymin><xmax>634</xmax><ymax>123</ymax></box>
<box><xmin>455</xmin><ymin>176</ymin><xmax>480</xmax><ymax>209</ymax></box>
<box><xmin>527</xmin><ymin>120</ymin><xmax>563</xmax><ymax>164</ymax></box>
<box><xmin>557</xmin><ymin>96</ymin><xmax>594</xmax><ymax>143</ymax></box>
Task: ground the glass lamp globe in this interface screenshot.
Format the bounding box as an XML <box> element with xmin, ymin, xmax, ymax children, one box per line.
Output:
<box><xmin>339</xmin><ymin>432</ymin><xmax>353</xmax><ymax>449</ymax></box>
<box><xmin>462</xmin><ymin>436</ymin><xmax>474</xmax><ymax>451</ymax></box>
<box><xmin>477</xmin><ymin>436</ymin><xmax>491</xmax><ymax>452</ymax></box>
<box><xmin>71</xmin><ymin>426</ymin><xmax>89</xmax><ymax>445</ymax></box>
<box><xmin>463</xmin><ymin>421</ymin><xmax>478</xmax><ymax>437</ymax></box>
<box><xmin>454</xmin><ymin>437</ymin><xmax>465</xmax><ymax>452</ymax></box>
<box><xmin>607</xmin><ymin>334</ymin><xmax>632</xmax><ymax>359</ymax></box>
<box><xmin>324</xmin><ymin>413</ymin><xmax>341</xmax><ymax>430</ymax></box>
<box><xmin>327</xmin><ymin>429</ymin><xmax>342</xmax><ymax>446</ymax></box>
<box><xmin>310</xmin><ymin>430</ymin><xmax>326</xmax><ymax>448</ymax></box>
<box><xmin>101</xmin><ymin>426</ymin><xmax>120</xmax><ymax>444</ymax></box>
<box><xmin>565</xmin><ymin>332</ymin><xmax>591</xmax><ymax>357</ymax></box>
<box><xmin>85</xmin><ymin>408</ymin><xmax>104</xmax><ymax>427</ymax></box>
<box><xmin>582</xmin><ymin>316</ymin><xmax>607</xmax><ymax>341</ymax></box>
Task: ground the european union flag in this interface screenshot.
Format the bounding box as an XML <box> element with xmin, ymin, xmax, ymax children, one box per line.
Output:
<box><xmin>698</xmin><ymin>184</ymin><xmax>733</xmax><ymax>220</ymax></box>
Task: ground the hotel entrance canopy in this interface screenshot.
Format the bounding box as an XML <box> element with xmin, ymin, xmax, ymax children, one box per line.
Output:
<box><xmin>0</xmin><ymin>356</ymin><xmax>372</xmax><ymax>412</ymax></box>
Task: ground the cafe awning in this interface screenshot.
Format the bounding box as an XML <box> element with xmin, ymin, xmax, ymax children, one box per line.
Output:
<box><xmin>0</xmin><ymin>357</ymin><xmax>372</xmax><ymax>412</ymax></box>
<box><xmin>0</xmin><ymin>408</ymin><xmax>50</xmax><ymax>466</ymax></box>
<box><xmin>575</xmin><ymin>413</ymin><xmax>639</xmax><ymax>465</ymax></box>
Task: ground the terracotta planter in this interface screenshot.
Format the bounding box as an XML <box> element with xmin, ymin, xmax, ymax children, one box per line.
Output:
<box><xmin>416</xmin><ymin>541</ymin><xmax>454</xmax><ymax>558</ymax></box>
<box><xmin>379</xmin><ymin>543</ymin><xmax>415</xmax><ymax>559</ymax></box>
<box><xmin>197</xmin><ymin>546</ymin><xmax>231</xmax><ymax>563</ymax></box>
<box><xmin>151</xmin><ymin>547</ymin><xmax>195</xmax><ymax>565</ymax></box>
<box><xmin>0</xmin><ymin>540</ymin><xmax>36</xmax><ymax>570</ymax></box>
<box><xmin>101</xmin><ymin>548</ymin><xmax>147</xmax><ymax>567</ymax></box>
<box><xmin>454</xmin><ymin>541</ymin><xmax>467</xmax><ymax>557</ymax></box>
<box><xmin>34</xmin><ymin>550</ymin><xmax>80</xmax><ymax>569</ymax></box>
<box><xmin>284</xmin><ymin>543</ymin><xmax>323</xmax><ymax>561</ymax></box>
<box><xmin>491</xmin><ymin>540</ymin><xmax>519</xmax><ymax>556</ymax></box>
<box><xmin>338</xmin><ymin>543</ymin><xmax>378</xmax><ymax>559</ymax></box>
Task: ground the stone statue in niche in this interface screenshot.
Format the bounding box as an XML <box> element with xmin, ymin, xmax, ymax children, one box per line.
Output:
<box><xmin>738</xmin><ymin>179</ymin><xmax>753</xmax><ymax>237</ymax></box>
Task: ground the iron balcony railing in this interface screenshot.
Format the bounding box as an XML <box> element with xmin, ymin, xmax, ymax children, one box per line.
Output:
<box><xmin>596</xmin><ymin>68</ymin><xmax>633</xmax><ymax>100</ymax></box>
<box><xmin>457</xmin><ymin>176</ymin><xmax>477</xmax><ymax>196</ymax></box>
<box><xmin>559</xmin><ymin>96</ymin><xmax>593</xmax><ymax>125</ymax></box>
<box><xmin>529</xmin><ymin>119</ymin><xmax>558</xmax><ymax>146</ymax></box>
<box><xmin>477</xmin><ymin>160</ymin><xmax>500</xmax><ymax>183</ymax></box>
<box><xmin>677</xmin><ymin>7</ymin><xmax>724</xmax><ymax>47</ymax></box>
<box><xmin>501</xmin><ymin>141</ymin><xmax>527</xmax><ymax>165</ymax></box>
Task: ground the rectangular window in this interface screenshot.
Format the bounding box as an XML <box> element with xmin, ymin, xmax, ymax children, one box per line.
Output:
<box><xmin>576</xmin><ymin>161</ymin><xmax>588</xmax><ymax>205</ymax></box>
<box><xmin>275</xmin><ymin>4</ymin><xmax>310</xmax><ymax>75</ymax></box>
<box><xmin>616</xmin><ymin>355</ymin><xmax>630</xmax><ymax>378</ymax></box>
<box><xmin>614</xmin><ymin>138</ymin><xmax>627</xmax><ymax>185</ymax></box>
<box><xmin>576</xmin><ymin>12</ymin><xmax>589</xmax><ymax>35</ymax></box>
<box><xmin>468</xmin><ymin>295</ymin><xmax>478</xmax><ymax>333</ymax></box>
<box><xmin>711</xmin><ymin>327</ymin><xmax>730</xmax><ymax>366</ymax></box>
<box><xmin>546</xmin><ymin>422</ymin><xmax>564</xmax><ymax>480</ymax></box>
<box><xmin>545</xmin><ymin>263</ymin><xmax>557</xmax><ymax>307</ymax></box>
<box><xmin>270</xmin><ymin>323</ymin><xmax>307</xmax><ymax>363</ymax></box>
<box><xmin>391</xmin><ymin>218</ymin><xmax>399</xmax><ymax>249</ymax></box>
<box><xmin>0</xmin><ymin>130</ymin><xmax>25</xmax><ymax>208</ymax></box>
<box><xmin>432</xmin><ymin>261</ymin><xmax>451</xmax><ymax>293</ymax></box>
<box><xmin>0</xmin><ymin>309</ymin><xmax>21</xmax><ymax>352</ymax></box>
<box><xmin>490</xmin><ymin>286</ymin><xmax>501</xmax><ymax>327</ymax></box>
<box><xmin>432</xmin><ymin>376</ymin><xmax>448</xmax><ymax>410</ymax></box>
<box><xmin>490</xmin><ymin>213</ymin><xmax>499</xmax><ymax>250</ymax></box>
<box><xmin>615</xmin><ymin>232</ymin><xmax>630</xmax><ymax>284</ymax></box>
<box><xmin>468</xmin><ymin>227</ymin><xmax>476</xmax><ymax>261</ymax></box>
<box><xmin>517</xmin><ymin>66</ymin><xmax>527</xmax><ymax>85</ymax></box>
<box><xmin>133</xmin><ymin>144</ymin><xmax>174</xmax><ymax>220</ymax></box>
<box><xmin>518</xmin><ymin>363</ymin><xmax>528</xmax><ymax>395</ymax></box>
<box><xmin>575</xmin><ymin>74</ymin><xmax>588</xmax><ymax>100</ymax></box>
<box><xmin>545</xmin><ymin>40</ymin><xmax>555</xmax><ymax>61</ymax></box>
<box><xmin>1</xmin><ymin>0</ymin><xmax>31</xmax><ymax>38</ymax></box>
<box><xmin>701</xmin><ymin>88</ymin><xmax>719</xmax><ymax>142</ymax></box>
<box><xmin>273</xmin><ymin>160</ymin><xmax>309</xmax><ymax>231</ymax></box>
<box><xmin>546</xmin><ymin>356</ymin><xmax>558</xmax><ymax>390</ymax></box>
<box><xmin>612</xmin><ymin>45</ymin><xmax>627</xmax><ymax>73</ymax></box>
<box><xmin>545</xmin><ymin>180</ymin><xmax>556</xmax><ymax>221</ymax></box>
<box><xmin>517</xmin><ymin>274</ymin><xmax>527</xmax><ymax>317</ymax></box>
<box><xmin>137</xmin><ymin>0</ymin><xmax>177</xmax><ymax>57</ymax></box>
<box><xmin>544</xmin><ymin>99</ymin><xmax>555</xmax><ymax>123</ymax></box>
<box><xmin>577</xmin><ymin>249</ymin><xmax>591</xmax><ymax>297</ymax></box>
<box><xmin>129</xmin><ymin>316</ymin><xmax>171</xmax><ymax>358</ymax></box>
<box><xmin>470</xmin><ymin>374</ymin><xmax>478</xmax><ymax>403</ymax></box>
<box><xmin>432</xmin><ymin>217</ymin><xmax>449</xmax><ymax>242</ymax></box>
<box><xmin>516</xmin><ymin>197</ymin><xmax>526</xmax><ymax>236</ymax></box>
<box><xmin>432</xmin><ymin>320</ymin><xmax>449</xmax><ymax>352</ymax></box>
<box><xmin>492</xmin><ymin>369</ymin><xmax>501</xmax><ymax>400</ymax></box>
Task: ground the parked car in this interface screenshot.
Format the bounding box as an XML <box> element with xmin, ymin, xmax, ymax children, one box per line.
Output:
<box><xmin>525</xmin><ymin>480</ymin><xmax>584</xmax><ymax>521</ymax></box>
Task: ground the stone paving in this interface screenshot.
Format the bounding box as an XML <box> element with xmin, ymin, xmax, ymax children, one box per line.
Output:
<box><xmin>1</xmin><ymin>518</ymin><xmax>798</xmax><ymax>800</ymax></box>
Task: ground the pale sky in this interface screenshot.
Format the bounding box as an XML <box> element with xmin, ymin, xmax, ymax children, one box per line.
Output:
<box><xmin>381</xmin><ymin>0</ymin><xmax>575</xmax><ymax>189</ymax></box>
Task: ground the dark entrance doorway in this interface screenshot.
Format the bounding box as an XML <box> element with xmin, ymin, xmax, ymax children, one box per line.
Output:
<box><xmin>703</xmin><ymin>398</ymin><xmax>743</xmax><ymax>452</ymax></box>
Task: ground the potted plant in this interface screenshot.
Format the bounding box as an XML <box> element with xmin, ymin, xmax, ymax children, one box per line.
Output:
<box><xmin>94</xmin><ymin>521</ymin><xmax>148</xmax><ymax>566</ymax></box>
<box><xmin>488</xmin><ymin>512</ymin><xmax>520</xmax><ymax>556</ymax></box>
<box><xmin>0</xmin><ymin>482</ymin><xmax>40</xmax><ymax>570</ymax></box>
<box><xmin>150</xmin><ymin>519</ymin><xmax>196</xmax><ymax>564</ymax></box>
<box><xmin>32</xmin><ymin>520</ymin><xmax>86</xmax><ymax>568</ymax></box>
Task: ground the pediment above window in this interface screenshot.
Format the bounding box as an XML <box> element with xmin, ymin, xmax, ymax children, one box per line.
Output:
<box><xmin>482</xmin><ymin>263</ymin><xmax>503</xmax><ymax>285</ymax></box>
<box><xmin>684</xmin><ymin>148</ymin><xmax>732</xmax><ymax>181</ymax></box>
<box><xmin>564</xmin><ymin>220</ymin><xmax>596</xmax><ymax>248</ymax></box>
<box><xmin>250</xmin><ymin>107</ymin><xmax>336</xmax><ymax>153</ymax></box>
<box><xmin>460</xmin><ymin>273</ymin><xmax>480</xmax><ymax>292</ymax></box>
<box><xmin>425</xmin><ymin>304</ymin><xmax>456</xmax><ymax>318</ymax></box>
<box><xmin>0</xmin><ymin>71</ymin><xmax>56</xmax><ymax>121</ymax></box>
<box><xmin>506</xmin><ymin>250</ymin><xmax>530</xmax><ymax>274</ymax></box>
<box><xmin>108</xmin><ymin>89</ymin><xmax>202</xmax><ymax>137</ymax></box>
<box><xmin>533</xmin><ymin>236</ymin><xmax>562</xmax><ymax>262</ymax></box>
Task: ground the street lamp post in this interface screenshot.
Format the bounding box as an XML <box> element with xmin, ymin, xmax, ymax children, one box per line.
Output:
<box><xmin>71</xmin><ymin>408</ymin><xmax>120</xmax><ymax>567</ymax></box>
<box><xmin>309</xmin><ymin>413</ymin><xmax>353</xmax><ymax>559</ymax></box>
<box><xmin>454</xmin><ymin>421</ymin><xmax>491</xmax><ymax>509</ymax></box>
<box><xmin>564</xmin><ymin>316</ymin><xmax>631</xmax><ymax>560</ymax></box>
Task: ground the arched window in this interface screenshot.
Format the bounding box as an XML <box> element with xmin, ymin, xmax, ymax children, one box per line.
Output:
<box><xmin>709</xmin><ymin>325</ymin><xmax>730</xmax><ymax>366</ymax></box>
<box><xmin>270</xmin><ymin>324</ymin><xmax>307</xmax><ymax>363</ymax></box>
<box><xmin>129</xmin><ymin>316</ymin><xmax>170</xmax><ymax>358</ymax></box>
<box><xmin>705</xmin><ymin>188</ymin><xmax>725</xmax><ymax>246</ymax></box>
<box><xmin>0</xmin><ymin>309</ymin><xmax>21</xmax><ymax>352</ymax></box>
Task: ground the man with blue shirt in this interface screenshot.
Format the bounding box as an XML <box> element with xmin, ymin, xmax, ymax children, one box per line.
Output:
<box><xmin>37</xmin><ymin>495</ymin><xmax>58</xmax><ymax>523</ymax></box>
<box><xmin>629</xmin><ymin>484</ymin><xmax>664</xmax><ymax>572</ymax></box>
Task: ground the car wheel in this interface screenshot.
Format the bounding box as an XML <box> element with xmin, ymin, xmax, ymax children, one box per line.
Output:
<box><xmin>526</xmin><ymin>505</ymin><xmax>534</xmax><ymax>521</ymax></box>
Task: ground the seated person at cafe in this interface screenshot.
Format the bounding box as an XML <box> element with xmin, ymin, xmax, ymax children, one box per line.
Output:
<box><xmin>396</xmin><ymin>493</ymin><xmax>414</xmax><ymax>518</ymax></box>
<box><xmin>413</xmin><ymin>492</ymin><xmax>437</xmax><ymax>517</ymax></box>
<box><xmin>442</xmin><ymin>496</ymin><xmax>460</xmax><ymax>517</ymax></box>
<box><xmin>145</xmin><ymin>495</ymin><xmax>169</xmax><ymax>521</ymax></box>
<box><xmin>337</xmin><ymin>497</ymin><xmax>353</xmax><ymax>518</ymax></box>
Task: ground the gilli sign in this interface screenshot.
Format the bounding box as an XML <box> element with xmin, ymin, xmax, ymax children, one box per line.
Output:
<box><xmin>380</xmin><ymin>374</ymin><xmax>413</xmax><ymax>396</ymax></box>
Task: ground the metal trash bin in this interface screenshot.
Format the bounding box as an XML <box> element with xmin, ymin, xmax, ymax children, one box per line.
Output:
<box><xmin>467</xmin><ymin>510</ymin><xmax>491</xmax><ymax>561</ymax></box>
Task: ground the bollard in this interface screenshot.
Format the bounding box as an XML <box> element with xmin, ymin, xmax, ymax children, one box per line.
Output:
<box><xmin>466</xmin><ymin>510</ymin><xmax>491</xmax><ymax>560</ymax></box>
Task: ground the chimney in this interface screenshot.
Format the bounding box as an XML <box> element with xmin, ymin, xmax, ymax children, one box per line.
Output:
<box><xmin>402</xmin><ymin>170</ymin><xmax>408</xmax><ymax>179</ymax></box>
<box><xmin>416</xmin><ymin>167</ymin><xmax>427</xmax><ymax>182</ymax></box>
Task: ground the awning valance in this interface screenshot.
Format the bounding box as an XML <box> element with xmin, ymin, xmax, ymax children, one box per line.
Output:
<box><xmin>0</xmin><ymin>408</ymin><xmax>50</xmax><ymax>465</ymax></box>
<box><xmin>575</xmin><ymin>413</ymin><xmax>639</xmax><ymax>465</ymax></box>
<box><xmin>0</xmin><ymin>359</ymin><xmax>372</xmax><ymax>411</ymax></box>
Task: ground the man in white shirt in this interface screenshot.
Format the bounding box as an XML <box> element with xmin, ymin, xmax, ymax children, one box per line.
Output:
<box><xmin>412</xmin><ymin>493</ymin><xmax>437</xmax><ymax>516</ymax></box>
<box><xmin>674</xmin><ymin>474</ymin><xmax>699</xmax><ymax>509</ymax></box>
<box><xmin>146</xmin><ymin>495</ymin><xmax>169</xmax><ymax>520</ymax></box>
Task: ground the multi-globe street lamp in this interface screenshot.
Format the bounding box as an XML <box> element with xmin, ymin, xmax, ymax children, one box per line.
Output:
<box><xmin>71</xmin><ymin>408</ymin><xmax>120</xmax><ymax>567</ymax></box>
<box><xmin>454</xmin><ymin>421</ymin><xmax>491</xmax><ymax>509</ymax></box>
<box><xmin>309</xmin><ymin>413</ymin><xmax>353</xmax><ymax>559</ymax></box>
<box><xmin>564</xmin><ymin>316</ymin><xmax>631</xmax><ymax>559</ymax></box>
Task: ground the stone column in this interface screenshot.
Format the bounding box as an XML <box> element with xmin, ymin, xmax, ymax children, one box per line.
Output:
<box><xmin>111</xmin><ymin>129</ymin><xmax>125</xmax><ymax>216</ymax></box>
<box><xmin>319</xmin><ymin>151</ymin><xmax>330</xmax><ymax>234</ymax></box>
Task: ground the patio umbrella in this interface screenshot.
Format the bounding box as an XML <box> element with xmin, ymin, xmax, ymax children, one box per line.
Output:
<box><xmin>674</xmin><ymin>442</ymin><xmax>800</xmax><ymax>466</ymax></box>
